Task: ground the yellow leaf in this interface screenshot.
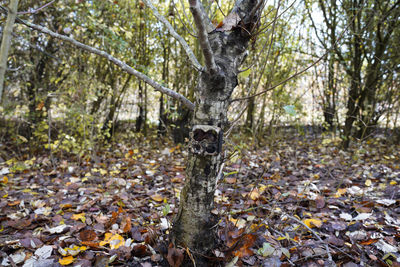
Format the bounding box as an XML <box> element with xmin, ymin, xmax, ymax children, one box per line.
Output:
<box><xmin>248</xmin><ymin>188</ymin><xmax>260</xmax><ymax>200</ymax></box>
<box><xmin>109</xmin><ymin>234</ymin><xmax>125</xmax><ymax>249</ymax></box>
<box><xmin>99</xmin><ymin>233</ymin><xmax>113</xmax><ymax>246</ymax></box>
<box><xmin>365</xmin><ymin>179</ymin><xmax>372</xmax><ymax>187</ymax></box>
<box><xmin>60</xmin><ymin>203</ymin><xmax>72</xmax><ymax>209</ymax></box>
<box><xmin>17</xmin><ymin>135</ymin><xmax>28</xmax><ymax>143</ymax></box>
<box><xmin>1</xmin><ymin>176</ymin><xmax>8</xmax><ymax>184</ymax></box>
<box><xmin>229</xmin><ymin>217</ymin><xmax>246</xmax><ymax>229</ymax></box>
<box><xmin>303</xmin><ymin>219</ymin><xmax>322</xmax><ymax>228</ymax></box>
<box><xmin>259</xmin><ymin>185</ymin><xmax>267</xmax><ymax>194</ymax></box>
<box><xmin>151</xmin><ymin>194</ymin><xmax>164</xmax><ymax>202</ymax></box>
<box><xmin>334</xmin><ymin>188</ymin><xmax>346</xmax><ymax>198</ymax></box>
<box><xmin>64</xmin><ymin>245</ymin><xmax>87</xmax><ymax>256</ymax></box>
<box><xmin>390</xmin><ymin>181</ymin><xmax>397</xmax><ymax>185</ymax></box>
<box><xmin>71</xmin><ymin>213</ymin><xmax>86</xmax><ymax>223</ymax></box>
<box><xmin>59</xmin><ymin>256</ymin><xmax>74</xmax><ymax>265</ymax></box>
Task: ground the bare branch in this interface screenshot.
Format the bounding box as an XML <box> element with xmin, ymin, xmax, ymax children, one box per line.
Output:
<box><xmin>17</xmin><ymin>0</ymin><xmax>54</xmax><ymax>15</ymax></box>
<box><xmin>189</xmin><ymin>0</ymin><xmax>218</xmax><ymax>74</ymax></box>
<box><xmin>233</xmin><ymin>0</ymin><xmax>360</xmax><ymax>102</ymax></box>
<box><xmin>15</xmin><ymin>17</ymin><xmax>195</xmax><ymax>110</ymax></box>
<box><xmin>143</xmin><ymin>0</ymin><xmax>203</xmax><ymax>71</ymax></box>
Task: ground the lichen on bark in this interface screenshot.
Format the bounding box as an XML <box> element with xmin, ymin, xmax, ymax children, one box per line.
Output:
<box><xmin>171</xmin><ymin>0</ymin><xmax>262</xmax><ymax>257</ymax></box>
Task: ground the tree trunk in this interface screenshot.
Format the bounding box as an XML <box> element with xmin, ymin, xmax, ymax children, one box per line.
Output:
<box><xmin>136</xmin><ymin>81</ymin><xmax>144</xmax><ymax>132</ymax></box>
<box><xmin>342</xmin><ymin>0</ymin><xmax>363</xmax><ymax>149</ymax></box>
<box><xmin>172</xmin><ymin>0</ymin><xmax>262</xmax><ymax>255</ymax></box>
<box><xmin>0</xmin><ymin>0</ymin><xmax>19</xmax><ymax>102</ymax></box>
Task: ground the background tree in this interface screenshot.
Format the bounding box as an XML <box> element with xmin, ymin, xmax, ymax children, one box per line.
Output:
<box><xmin>0</xmin><ymin>0</ymin><xmax>19</xmax><ymax>101</ymax></box>
<box><xmin>308</xmin><ymin>0</ymin><xmax>400</xmax><ymax>148</ymax></box>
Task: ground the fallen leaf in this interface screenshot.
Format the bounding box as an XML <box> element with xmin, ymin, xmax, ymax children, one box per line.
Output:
<box><xmin>376</xmin><ymin>199</ymin><xmax>396</xmax><ymax>206</ymax></box>
<box><xmin>121</xmin><ymin>216</ymin><xmax>132</xmax><ymax>233</ymax></box>
<box><xmin>47</xmin><ymin>225</ymin><xmax>70</xmax><ymax>234</ymax></box>
<box><xmin>167</xmin><ymin>245</ymin><xmax>184</xmax><ymax>267</ymax></box>
<box><xmin>353</xmin><ymin>213</ymin><xmax>371</xmax><ymax>221</ymax></box>
<box><xmin>340</xmin><ymin>213</ymin><xmax>353</xmax><ymax>221</ymax></box>
<box><xmin>334</xmin><ymin>188</ymin><xmax>346</xmax><ymax>198</ymax></box>
<box><xmin>151</xmin><ymin>194</ymin><xmax>163</xmax><ymax>202</ymax></box>
<box><xmin>59</xmin><ymin>255</ymin><xmax>74</xmax><ymax>265</ymax></box>
<box><xmin>375</xmin><ymin>240</ymin><xmax>398</xmax><ymax>253</ymax></box>
<box><xmin>100</xmin><ymin>233</ymin><xmax>125</xmax><ymax>249</ymax></box>
<box><xmin>71</xmin><ymin>213</ymin><xmax>86</xmax><ymax>223</ymax></box>
<box><xmin>248</xmin><ymin>188</ymin><xmax>260</xmax><ymax>200</ymax></box>
<box><xmin>232</xmin><ymin>234</ymin><xmax>256</xmax><ymax>258</ymax></box>
<box><xmin>315</xmin><ymin>195</ymin><xmax>325</xmax><ymax>208</ymax></box>
<box><xmin>35</xmin><ymin>245</ymin><xmax>53</xmax><ymax>259</ymax></box>
<box><xmin>79</xmin><ymin>229</ymin><xmax>97</xmax><ymax>241</ymax></box>
<box><xmin>225</xmin><ymin>177</ymin><xmax>237</xmax><ymax>184</ymax></box>
<box><xmin>303</xmin><ymin>218</ymin><xmax>322</xmax><ymax>228</ymax></box>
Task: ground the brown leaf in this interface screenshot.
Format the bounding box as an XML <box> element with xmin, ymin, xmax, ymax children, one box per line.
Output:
<box><xmin>216</xmin><ymin>12</ymin><xmax>241</xmax><ymax>32</ymax></box>
<box><xmin>225</xmin><ymin>177</ymin><xmax>237</xmax><ymax>184</ymax></box>
<box><xmin>359</xmin><ymin>239</ymin><xmax>378</xmax><ymax>245</ymax></box>
<box><xmin>167</xmin><ymin>245</ymin><xmax>184</xmax><ymax>267</ymax></box>
<box><xmin>232</xmin><ymin>234</ymin><xmax>257</xmax><ymax>258</ymax></box>
<box><xmin>9</xmin><ymin>218</ymin><xmax>32</xmax><ymax>229</ymax></box>
<box><xmin>79</xmin><ymin>229</ymin><xmax>97</xmax><ymax>242</ymax></box>
<box><xmin>143</xmin><ymin>227</ymin><xmax>158</xmax><ymax>246</ymax></box>
<box><xmin>327</xmin><ymin>235</ymin><xmax>344</xmax><ymax>246</ymax></box>
<box><xmin>132</xmin><ymin>244</ymin><xmax>150</xmax><ymax>257</ymax></box>
<box><xmin>315</xmin><ymin>195</ymin><xmax>325</xmax><ymax>209</ymax></box>
<box><xmin>8</xmin><ymin>200</ymin><xmax>21</xmax><ymax>206</ymax></box>
<box><xmin>81</xmin><ymin>241</ymin><xmax>100</xmax><ymax>248</ymax></box>
<box><xmin>150</xmin><ymin>194</ymin><xmax>164</xmax><ymax>202</ymax></box>
<box><xmin>36</xmin><ymin>101</ymin><xmax>45</xmax><ymax>111</ymax></box>
<box><xmin>121</xmin><ymin>216</ymin><xmax>132</xmax><ymax>233</ymax></box>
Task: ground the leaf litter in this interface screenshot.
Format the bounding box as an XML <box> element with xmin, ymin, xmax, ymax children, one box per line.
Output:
<box><xmin>0</xmin><ymin>133</ymin><xmax>399</xmax><ymax>266</ymax></box>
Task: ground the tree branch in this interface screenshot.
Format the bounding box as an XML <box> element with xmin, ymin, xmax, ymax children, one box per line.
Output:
<box><xmin>143</xmin><ymin>0</ymin><xmax>203</xmax><ymax>71</ymax></box>
<box><xmin>13</xmin><ymin>16</ymin><xmax>195</xmax><ymax>111</ymax></box>
<box><xmin>17</xmin><ymin>0</ymin><xmax>54</xmax><ymax>15</ymax></box>
<box><xmin>188</xmin><ymin>0</ymin><xmax>218</xmax><ymax>74</ymax></box>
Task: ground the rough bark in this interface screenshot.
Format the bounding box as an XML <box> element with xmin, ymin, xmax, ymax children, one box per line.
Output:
<box><xmin>342</xmin><ymin>0</ymin><xmax>363</xmax><ymax>149</ymax></box>
<box><xmin>172</xmin><ymin>0</ymin><xmax>262</xmax><ymax>255</ymax></box>
<box><xmin>0</xmin><ymin>0</ymin><xmax>19</xmax><ymax>102</ymax></box>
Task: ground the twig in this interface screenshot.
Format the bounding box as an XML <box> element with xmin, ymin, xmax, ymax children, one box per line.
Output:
<box><xmin>143</xmin><ymin>0</ymin><xmax>202</xmax><ymax>71</ymax></box>
<box><xmin>232</xmin><ymin>1</ymin><xmax>361</xmax><ymax>103</ymax></box>
<box><xmin>284</xmin><ymin>213</ymin><xmax>334</xmax><ymax>266</ymax></box>
<box><xmin>172</xmin><ymin>1</ymin><xmax>197</xmax><ymax>38</ymax></box>
<box><xmin>17</xmin><ymin>0</ymin><xmax>54</xmax><ymax>15</ymax></box>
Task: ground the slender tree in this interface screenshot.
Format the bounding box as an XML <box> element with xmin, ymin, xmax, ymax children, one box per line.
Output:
<box><xmin>0</xmin><ymin>0</ymin><xmax>19</xmax><ymax>102</ymax></box>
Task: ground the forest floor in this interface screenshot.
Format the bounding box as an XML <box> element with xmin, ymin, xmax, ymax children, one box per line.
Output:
<box><xmin>0</xmin><ymin>131</ymin><xmax>399</xmax><ymax>267</ymax></box>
